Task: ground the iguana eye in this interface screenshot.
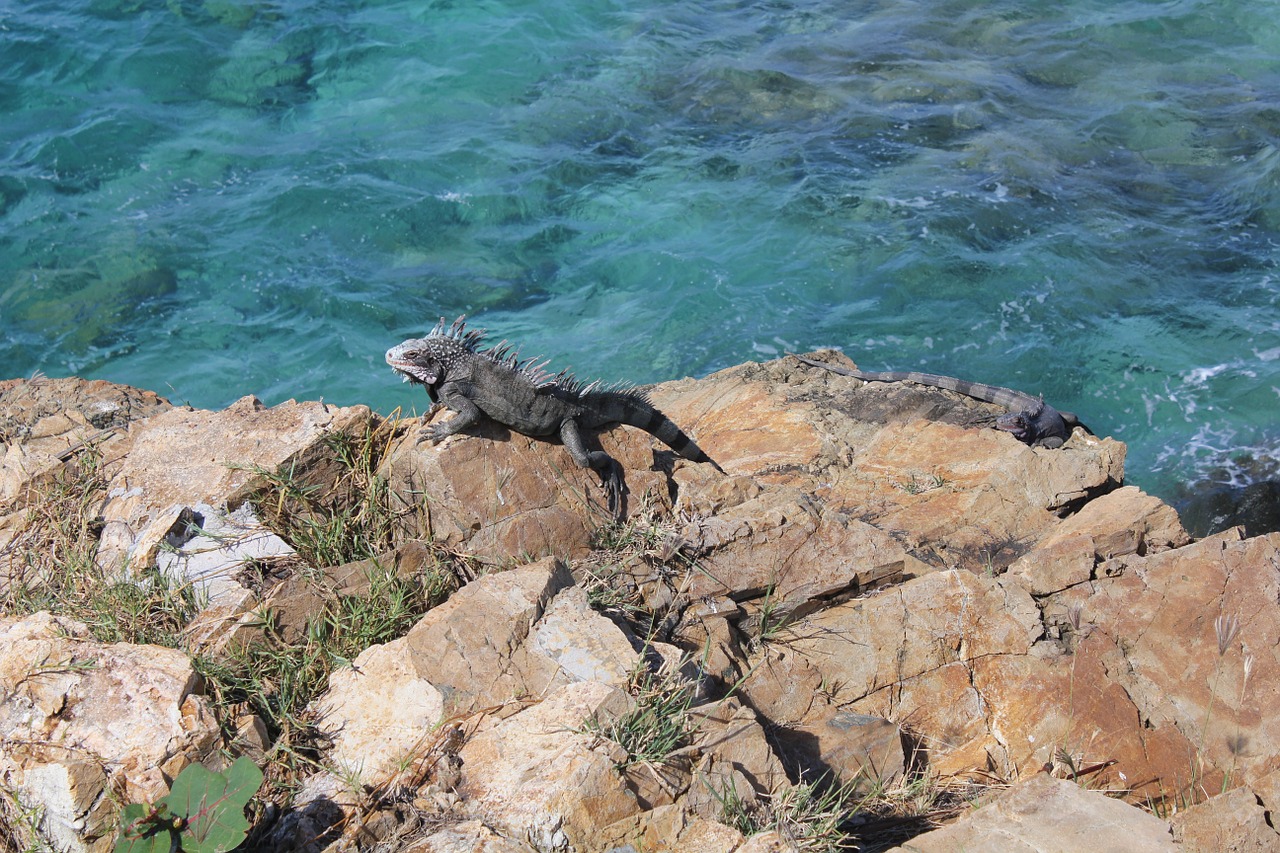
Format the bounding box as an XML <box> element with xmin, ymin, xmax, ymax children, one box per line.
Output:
<box><xmin>403</xmin><ymin>350</ymin><xmax>419</xmax><ymax>359</ymax></box>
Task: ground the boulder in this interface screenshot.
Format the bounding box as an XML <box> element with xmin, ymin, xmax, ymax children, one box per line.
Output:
<box><xmin>0</xmin><ymin>613</ymin><xmax>222</xmax><ymax>852</ymax></box>
<box><xmin>94</xmin><ymin>395</ymin><xmax>372</xmax><ymax>572</ymax></box>
<box><xmin>883</xmin><ymin>773</ymin><xmax>1175</xmax><ymax>852</ymax></box>
<box><xmin>313</xmin><ymin>558</ymin><xmax>643</xmax><ymax>784</ymax></box>
<box><xmin>382</xmin><ymin>412</ymin><xmax>679</xmax><ymax>561</ymax></box>
<box><xmin>457</xmin><ymin>680</ymin><xmax>643</xmax><ymax>852</ymax></box>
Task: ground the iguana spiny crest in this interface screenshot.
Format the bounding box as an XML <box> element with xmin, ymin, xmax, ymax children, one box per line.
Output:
<box><xmin>387</xmin><ymin>316</ymin><xmax>724</xmax><ymax>516</ymax></box>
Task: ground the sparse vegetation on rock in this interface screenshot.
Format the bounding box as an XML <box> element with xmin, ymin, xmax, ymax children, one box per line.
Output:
<box><xmin>2</xmin><ymin>361</ymin><xmax>1279</xmax><ymax>852</ymax></box>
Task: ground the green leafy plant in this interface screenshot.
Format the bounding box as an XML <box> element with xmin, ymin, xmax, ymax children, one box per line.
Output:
<box><xmin>115</xmin><ymin>757</ymin><xmax>263</xmax><ymax>853</ymax></box>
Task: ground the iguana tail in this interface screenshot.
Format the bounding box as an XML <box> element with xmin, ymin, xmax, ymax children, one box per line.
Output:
<box><xmin>581</xmin><ymin>390</ymin><xmax>725</xmax><ymax>472</ymax></box>
<box><xmin>792</xmin><ymin>356</ymin><xmax>1038</xmax><ymax>409</ymax></box>
<box><xmin>848</xmin><ymin>369</ymin><xmax>1038</xmax><ymax>410</ymax></box>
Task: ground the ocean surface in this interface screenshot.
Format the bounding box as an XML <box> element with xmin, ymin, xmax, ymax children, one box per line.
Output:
<box><xmin>2</xmin><ymin>0</ymin><xmax>1278</xmax><ymax>504</ymax></box>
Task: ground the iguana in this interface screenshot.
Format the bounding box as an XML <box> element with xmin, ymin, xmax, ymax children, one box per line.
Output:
<box><xmin>793</xmin><ymin>353</ymin><xmax>1088</xmax><ymax>448</ymax></box>
<box><xmin>386</xmin><ymin>316</ymin><xmax>724</xmax><ymax>514</ymax></box>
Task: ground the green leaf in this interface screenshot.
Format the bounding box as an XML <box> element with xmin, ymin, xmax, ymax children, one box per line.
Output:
<box><xmin>159</xmin><ymin>757</ymin><xmax>264</xmax><ymax>853</ymax></box>
<box><xmin>113</xmin><ymin>803</ymin><xmax>176</xmax><ymax>853</ymax></box>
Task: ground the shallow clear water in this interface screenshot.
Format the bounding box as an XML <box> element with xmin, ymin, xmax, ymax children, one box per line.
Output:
<box><xmin>2</xmin><ymin>0</ymin><xmax>1278</xmax><ymax>502</ymax></box>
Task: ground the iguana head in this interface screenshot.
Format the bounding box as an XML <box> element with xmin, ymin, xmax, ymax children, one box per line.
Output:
<box><xmin>995</xmin><ymin>405</ymin><xmax>1039</xmax><ymax>443</ymax></box>
<box><xmin>996</xmin><ymin>398</ymin><xmax>1069</xmax><ymax>448</ymax></box>
<box><xmin>386</xmin><ymin>316</ymin><xmax>485</xmax><ymax>388</ymax></box>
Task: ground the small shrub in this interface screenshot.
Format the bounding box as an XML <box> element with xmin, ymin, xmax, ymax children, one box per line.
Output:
<box><xmin>715</xmin><ymin>774</ymin><xmax>858</xmax><ymax>852</ymax></box>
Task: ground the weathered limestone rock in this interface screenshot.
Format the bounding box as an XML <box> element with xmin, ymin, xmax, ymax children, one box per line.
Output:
<box><xmin>0</xmin><ymin>376</ymin><xmax>170</xmax><ymax>509</ymax></box>
<box><xmin>383</xmin><ymin>412</ymin><xmax>678</xmax><ymax>560</ymax></box>
<box><xmin>679</xmin><ymin>698</ymin><xmax>791</xmax><ymax>819</ymax></box>
<box><xmin>160</xmin><ymin>503</ymin><xmax>295</xmax><ymax>653</ymax></box>
<box><xmin>1008</xmin><ymin>484</ymin><xmax>1189</xmax><ymax>594</ymax></box>
<box><xmin>678</xmin><ymin>487</ymin><xmax>923</xmax><ymax>609</ymax></box>
<box><xmin>1055</xmin><ymin>530</ymin><xmax>1280</xmax><ymax>791</ymax></box>
<box><xmin>739</xmin><ymin>646</ymin><xmax>905</xmax><ymax>792</ymax></box>
<box><xmin>883</xmin><ymin>773</ymin><xmax>1175</xmax><ymax>852</ymax></box>
<box><xmin>401</xmin><ymin>820</ymin><xmax>537</xmax><ymax>852</ymax></box>
<box><xmin>818</xmin><ymin>529</ymin><xmax>1280</xmax><ymax>804</ymax></box>
<box><xmin>458</xmin><ymin>680</ymin><xmax>642</xmax><ymax>852</ymax></box>
<box><xmin>0</xmin><ymin>613</ymin><xmax>222</xmax><ymax>852</ymax></box>
<box><xmin>1173</xmin><ymin>781</ymin><xmax>1280</xmax><ymax>852</ymax></box>
<box><xmin>597</xmin><ymin>805</ymin><xmax>749</xmax><ymax>852</ymax></box>
<box><xmin>786</xmin><ymin>570</ymin><xmax>1042</xmax><ymax>703</ymax></box>
<box><xmin>7</xmin><ymin>359</ymin><xmax>1280</xmax><ymax>851</ymax></box>
<box><xmin>654</xmin><ymin>355</ymin><xmax>1127</xmax><ymax>573</ymax></box>
<box><xmin>95</xmin><ymin>395</ymin><xmax>372</xmax><ymax>572</ymax></box>
<box><xmin>314</xmin><ymin>558</ymin><xmax>643</xmax><ymax>783</ymax></box>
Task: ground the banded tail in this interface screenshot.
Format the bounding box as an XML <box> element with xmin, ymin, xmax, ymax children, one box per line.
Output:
<box><xmin>848</xmin><ymin>369</ymin><xmax>1040</xmax><ymax>409</ymax></box>
<box><xmin>581</xmin><ymin>390</ymin><xmax>725</xmax><ymax>472</ymax></box>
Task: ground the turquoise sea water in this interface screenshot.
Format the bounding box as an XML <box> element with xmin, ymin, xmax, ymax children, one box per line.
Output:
<box><xmin>2</xmin><ymin>0</ymin><xmax>1278</xmax><ymax>503</ymax></box>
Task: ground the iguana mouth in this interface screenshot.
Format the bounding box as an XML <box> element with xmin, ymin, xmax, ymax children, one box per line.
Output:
<box><xmin>386</xmin><ymin>355</ymin><xmax>439</xmax><ymax>386</ymax></box>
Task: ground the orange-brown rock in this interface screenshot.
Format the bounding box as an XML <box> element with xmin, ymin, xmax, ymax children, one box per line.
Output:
<box><xmin>7</xmin><ymin>356</ymin><xmax>1280</xmax><ymax>852</ymax></box>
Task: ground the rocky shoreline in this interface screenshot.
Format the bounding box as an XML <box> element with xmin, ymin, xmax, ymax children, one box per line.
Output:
<box><xmin>2</xmin><ymin>355</ymin><xmax>1278</xmax><ymax>851</ymax></box>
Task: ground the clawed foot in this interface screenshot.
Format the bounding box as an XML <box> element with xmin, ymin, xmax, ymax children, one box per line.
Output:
<box><xmin>599</xmin><ymin>460</ymin><xmax>626</xmax><ymax>519</ymax></box>
<box><xmin>415</xmin><ymin>414</ymin><xmax>455</xmax><ymax>445</ymax></box>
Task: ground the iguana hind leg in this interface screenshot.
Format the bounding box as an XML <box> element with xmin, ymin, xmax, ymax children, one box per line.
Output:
<box><xmin>559</xmin><ymin>418</ymin><xmax>625</xmax><ymax>517</ymax></box>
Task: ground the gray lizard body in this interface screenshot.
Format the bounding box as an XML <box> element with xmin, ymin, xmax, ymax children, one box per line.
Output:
<box><xmin>793</xmin><ymin>353</ymin><xmax>1087</xmax><ymax>448</ymax></box>
<box><xmin>387</xmin><ymin>316</ymin><xmax>723</xmax><ymax>514</ymax></box>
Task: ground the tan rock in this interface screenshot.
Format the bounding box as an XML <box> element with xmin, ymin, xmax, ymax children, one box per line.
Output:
<box><xmin>1173</xmin><ymin>784</ymin><xmax>1280</xmax><ymax>852</ymax></box>
<box><xmin>402</xmin><ymin>558</ymin><xmax>603</xmax><ymax>714</ymax></box>
<box><xmin>1009</xmin><ymin>485</ymin><xmax>1189</xmax><ymax>594</ymax></box>
<box><xmin>95</xmin><ymin>395</ymin><xmax>372</xmax><ymax>572</ymax></box>
<box><xmin>884</xmin><ymin>773</ymin><xmax>1175</xmax><ymax>852</ymax></box>
<box><xmin>314</xmin><ymin>640</ymin><xmax>446</xmax><ymax>782</ymax></box>
<box><xmin>383</xmin><ymin>411</ymin><xmax>678</xmax><ymax>560</ymax></box>
<box><xmin>944</xmin><ymin>630</ymin><xmax>1198</xmax><ymax>789</ymax></box>
<box><xmin>681</xmin><ymin>698</ymin><xmax>791</xmax><ymax>818</ymax></box>
<box><xmin>680</xmin><ymin>488</ymin><xmax>921</xmax><ymax>610</ymax></box>
<box><xmin>786</xmin><ymin>570</ymin><xmax>1042</xmax><ymax>701</ymax></box>
<box><xmin>598</xmin><ymin>805</ymin><xmax>749</xmax><ymax>852</ymax></box>
<box><xmin>1069</xmin><ymin>531</ymin><xmax>1280</xmax><ymax>791</ymax></box>
<box><xmin>738</xmin><ymin>831</ymin><xmax>804</xmax><ymax>852</ymax></box>
<box><xmin>739</xmin><ymin>647</ymin><xmax>904</xmax><ymax>792</ymax></box>
<box><xmin>458</xmin><ymin>680</ymin><xmax>642</xmax><ymax>851</ymax></box>
<box><xmin>0</xmin><ymin>376</ymin><xmax>170</xmax><ymax>508</ymax></box>
<box><xmin>313</xmin><ymin>559</ymin><xmax>643</xmax><ymax>784</ymax></box>
<box><xmin>0</xmin><ymin>612</ymin><xmax>221</xmax><ymax>851</ymax></box>
<box><xmin>401</xmin><ymin>819</ymin><xmax>537</xmax><ymax>852</ymax></box>
<box><xmin>655</xmin><ymin>355</ymin><xmax>1128</xmax><ymax>574</ymax></box>
<box><xmin>841</xmin><ymin>531</ymin><xmax>1280</xmax><ymax>804</ymax></box>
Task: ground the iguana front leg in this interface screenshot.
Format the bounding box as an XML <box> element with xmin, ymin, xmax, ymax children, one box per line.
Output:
<box><xmin>422</xmin><ymin>384</ymin><xmax>484</xmax><ymax>443</ymax></box>
<box><xmin>559</xmin><ymin>418</ymin><xmax>624</xmax><ymax>517</ymax></box>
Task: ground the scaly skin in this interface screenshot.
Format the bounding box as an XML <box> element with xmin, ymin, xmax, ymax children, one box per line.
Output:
<box><xmin>387</xmin><ymin>316</ymin><xmax>724</xmax><ymax>515</ymax></box>
<box><xmin>793</xmin><ymin>353</ymin><xmax>1087</xmax><ymax>448</ymax></box>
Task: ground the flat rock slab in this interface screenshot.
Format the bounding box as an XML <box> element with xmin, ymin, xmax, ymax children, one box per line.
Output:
<box><xmin>885</xmin><ymin>773</ymin><xmax>1175</xmax><ymax>853</ymax></box>
<box><xmin>653</xmin><ymin>356</ymin><xmax>1131</xmax><ymax>574</ymax></box>
<box><xmin>95</xmin><ymin>395</ymin><xmax>371</xmax><ymax>571</ymax></box>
